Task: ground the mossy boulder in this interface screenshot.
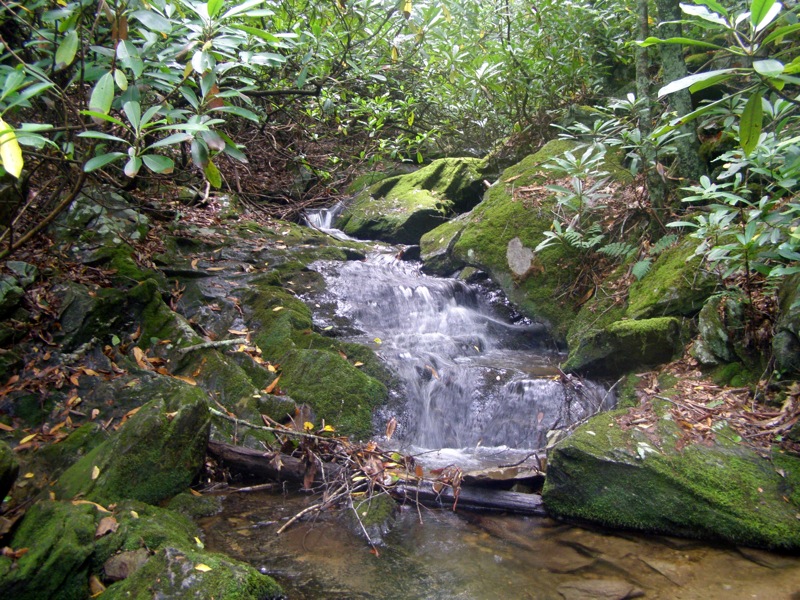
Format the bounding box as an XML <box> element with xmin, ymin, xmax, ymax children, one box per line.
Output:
<box><xmin>0</xmin><ymin>439</ymin><xmax>18</xmax><ymax>500</ymax></box>
<box><xmin>421</xmin><ymin>140</ymin><xmax>632</xmax><ymax>340</ymax></box>
<box><xmin>773</xmin><ymin>274</ymin><xmax>800</xmax><ymax>378</ymax></box>
<box><xmin>243</xmin><ymin>280</ymin><xmax>388</xmax><ymax>438</ymax></box>
<box><xmin>562</xmin><ymin>317</ymin><xmax>684</xmax><ymax>377</ymax></box>
<box><xmin>0</xmin><ymin>500</ymin><xmax>98</xmax><ymax>600</ymax></box>
<box><xmin>336</xmin><ymin>157</ymin><xmax>488</xmax><ymax>244</ymax></box>
<box><xmin>54</xmin><ymin>378</ymin><xmax>210</xmax><ymax>505</ymax></box>
<box><xmin>543</xmin><ymin>409</ymin><xmax>800</xmax><ymax>549</ymax></box>
<box><xmin>693</xmin><ymin>291</ymin><xmax>747</xmax><ymax>366</ymax></box>
<box><xmin>626</xmin><ymin>238</ymin><xmax>717</xmax><ymax>320</ymax></box>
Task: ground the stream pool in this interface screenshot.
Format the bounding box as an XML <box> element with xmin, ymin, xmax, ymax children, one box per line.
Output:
<box><xmin>201</xmin><ymin>489</ymin><xmax>800</xmax><ymax>599</ymax></box>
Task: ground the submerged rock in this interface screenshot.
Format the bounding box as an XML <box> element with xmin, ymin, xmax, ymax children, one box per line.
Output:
<box><xmin>543</xmin><ymin>409</ymin><xmax>800</xmax><ymax>549</ymax></box>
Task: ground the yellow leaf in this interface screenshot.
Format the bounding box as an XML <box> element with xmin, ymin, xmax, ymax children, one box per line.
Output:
<box><xmin>71</xmin><ymin>500</ymin><xmax>111</xmax><ymax>513</ymax></box>
<box><xmin>19</xmin><ymin>433</ymin><xmax>37</xmax><ymax>444</ymax></box>
<box><xmin>191</xmin><ymin>258</ymin><xmax>199</xmax><ymax>270</ymax></box>
<box><xmin>267</xmin><ymin>364</ymin><xmax>277</xmax><ymax>372</ymax></box>
<box><xmin>130</xmin><ymin>510</ymin><xmax>139</xmax><ymax>518</ymax></box>
<box><xmin>391</xmin><ymin>46</ymin><xmax>398</xmax><ymax>62</ymax></box>
<box><xmin>322</xmin><ymin>424</ymin><xmax>335</xmax><ymax>432</ymax></box>
<box><xmin>374</xmin><ymin>337</ymin><xmax>382</xmax><ymax>345</ymax></box>
<box><xmin>272</xmin><ymin>306</ymin><xmax>284</xmax><ymax>312</ymax></box>
<box><xmin>189</xmin><ymin>488</ymin><xmax>203</xmax><ymax>496</ymax></box>
<box><xmin>24</xmin><ymin>472</ymin><xmax>34</xmax><ymax>479</ymax></box>
<box><xmin>303</xmin><ymin>421</ymin><xmax>314</xmax><ymax>431</ymax></box>
<box><xmin>194</xmin><ymin>563</ymin><xmax>212</xmax><ymax>572</ymax></box>
<box><xmin>172</xmin><ymin>374</ymin><xmax>197</xmax><ymax>386</ymax></box>
<box><xmin>0</xmin><ymin>116</ymin><xmax>23</xmax><ymax>178</ymax></box>
<box><xmin>353</xmin><ymin>361</ymin><xmax>364</xmax><ymax>367</ymax></box>
<box><xmin>206</xmin><ymin>266</ymin><xmax>225</xmax><ymax>271</ymax></box>
<box><xmin>403</xmin><ymin>0</ymin><xmax>412</xmax><ymax>17</ymax></box>
<box><xmin>91</xmin><ymin>465</ymin><xmax>101</xmax><ymax>480</ymax></box>
<box><xmin>194</xmin><ymin>536</ymin><xmax>205</xmax><ymax>549</ymax></box>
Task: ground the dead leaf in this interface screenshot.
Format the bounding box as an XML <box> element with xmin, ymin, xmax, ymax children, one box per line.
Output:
<box><xmin>1</xmin><ymin>547</ymin><xmax>29</xmax><ymax>560</ymax></box>
<box><xmin>353</xmin><ymin>361</ymin><xmax>364</xmax><ymax>367</ymax></box>
<box><xmin>189</xmin><ymin>488</ymin><xmax>203</xmax><ymax>497</ymax></box>
<box><xmin>272</xmin><ymin>306</ymin><xmax>284</xmax><ymax>312</ymax></box>
<box><xmin>385</xmin><ymin>417</ymin><xmax>397</xmax><ymax>441</ymax></box>
<box><xmin>72</xmin><ymin>500</ymin><xmax>111</xmax><ymax>513</ymax></box>
<box><xmin>95</xmin><ymin>516</ymin><xmax>119</xmax><ymax>538</ymax></box>
<box><xmin>206</xmin><ymin>266</ymin><xmax>225</xmax><ymax>272</ymax></box>
<box><xmin>91</xmin><ymin>465</ymin><xmax>101</xmax><ymax>480</ymax></box>
<box><xmin>191</xmin><ymin>258</ymin><xmax>199</xmax><ymax>270</ymax></box>
<box><xmin>194</xmin><ymin>563</ymin><xmax>213</xmax><ymax>572</ymax></box>
<box><xmin>264</xmin><ymin>375</ymin><xmax>281</xmax><ymax>395</ymax></box>
<box><xmin>89</xmin><ymin>574</ymin><xmax>106</xmax><ymax>596</ymax></box>
<box><xmin>172</xmin><ymin>374</ymin><xmax>197</xmax><ymax>386</ymax></box>
<box><xmin>0</xmin><ymin>422</ymin><xmax>14</xmax><ymax>432</ymax></box>
<box><xmin>19</xmin><ymin>433</ymin><xmax>37</xmax><ymax>445</ymax></box>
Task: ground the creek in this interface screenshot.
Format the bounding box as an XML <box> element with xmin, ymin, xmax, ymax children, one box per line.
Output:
<box><xmin>201</xmin><ymin>212</ymin><xmax>800</xmax><ymax>598</ymax></box>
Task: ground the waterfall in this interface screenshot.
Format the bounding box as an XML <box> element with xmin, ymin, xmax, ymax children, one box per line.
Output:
<box><xmin>311</xmin><ymin>253</ymin><xmax>613</xmax><ymax>453</ymax></box>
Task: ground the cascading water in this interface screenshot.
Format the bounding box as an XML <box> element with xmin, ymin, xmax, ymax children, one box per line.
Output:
<box><xmin>309</xmin><ymin>251</ymin><xmax>614</xmax><ymax>459</ymax></box>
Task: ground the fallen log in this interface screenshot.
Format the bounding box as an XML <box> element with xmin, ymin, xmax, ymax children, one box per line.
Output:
<box><xmin>392</xmin><ymin>481</ymin><xmax>547</xmax><ymax>516</ymax></box>
<box><xmin>207</xmin><ymin>440</ymin><xmax>343</xmax><ymax>485</ymax></box>
<box><xmin>208</xmin><ymin>440</ymin><xmax>547</xmax><ymax>517</ymax></box>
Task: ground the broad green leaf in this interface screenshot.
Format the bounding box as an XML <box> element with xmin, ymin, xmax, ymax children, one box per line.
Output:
<box><xmin>689</xmin><ymin>71</ymin><xmax>735</xmax><ymax>94</ymax></box>
<box><xmin>763</xmin><ymin>23</ymin><xmax>800</xmax><ymax>45</ymax></box>
<box><xmin>753</xmin><ymin>59</ymin><xmax>784</xmax><ymax>77</ymax></box>
<box><xmin>750</xmin><ymin>0</ymin><xmax>778</xmax><ymax>28</ymax></box>
<box><xmin>753</xmin><ymin>0</ymin><xmax>782</xmax><ymax>31</ymax></box>
<box><xmin>651</xmin><ymin>96</ymin><xmax>730</xmax><ymax>137</ymax></box>
<box><xmin>89</xmin><ymin>72</ymin><xmax>115</xmax><ymax>114</ymax></box>
<box><xmin>740</xmin><ymin>91</ymin><xmax>763</xmax><ymax>156</ymax></box>
<box><xmin>141</xmin><ymin>154</ymin><xmax>174</xmax><ymax>173</ymax></box>
<box><xmin>140</xmin><ymin>105</ymin><xmax>163</xmax><ymax>129</ymax></box>
<box><xmin>77</xmin><ymin>131</ymin><xmax>128</xmax><ymax>143</ymax></box>
<box><xmin>1</xmin><ymin>70</ymin><xmax>27</xmax><ymax>100</ymax></box>
<box><xmin>84</xmin><ymin>152</ymin><xmax>126</xmax><ymax>172</ymax></box>
<box><xmin>123</xmin><ymin>101</ymin><xmax>141</xmax><ymax>132</ymax></box>
<box><xmin>222</xmin><ymin>142</ymin><xmax>247</xmax><ymax>162</ymax></box>
<box><xmin>130</xmin><ymin>10</ymin><xmax>172</xmax><ymax>32</ymax></box>
<box><xmin>114</xmin><ymin>69</ymin><xmax>129</xmax><ymax>91</ymax></box>
<box><xmin>210</xmin><ymin>105</ymin><xmax>259</xmax><ymax>122</ymax></box>
<box><xmin>191</xmin><ymin>138</ymin><xmax>209</xmax><ymax>168</ymax></box>
<box><xmin>199</xmin><ymin>129</ymin><xmax>225</xmax><ymax>151</ymax></box>
<box><xmin>5</xmin><ymin>82</ymin><xmax>55</xmax><ymax>111</ymax></box>
<box><xmin>204</xmin><ymin>159</ymin><xmax>222</xmax><ymax>188</ymax></box>
<box><xmin>658</xmin><ymin>68</ymin><xmax>736</xmax><ymax>98</ymax></box>
<box><xmin>679</xmin><ymin>3</ymin><xmax>728</xmax><ymax>26</ymax></box>
<box><xmin>229</xmin><ymin>24</ymin><xmax>281</xmax><ymax>44</ymax></box>
<box><xmin>79</xmin><ymin>110</ymin><xmax>126</xmax><ymax>127</ymax></box>
<box><xmin>55</xmin><ymin>30</ymin><xmax>79</xmax><ymax>68</ymax></box>
<box><xmin>221</xmin><ymin>0</ymin><xmax>273</xmax><ymax>20</ymax></box>
<box><xmin>124</xmin><ymin>155</ymin><xmax>142</xmax><ymax>177</ymax></box>
<box><xmin>638</xmin><ymin>36</ymin><xmax>724</xmax><ymax>50</ymax></box>
<box><xmin>117</xmin><ymin>41</ymin><xmax>144</xmax><ymax>79</ymax></box>
<box><xmin>695</xmin><ymin>0</ymin><xmax>728</xmax><ymax>16</ymax></box>
<box><xmin>147</xmin><ymin>132</ymin><xmax>192</xmax><ymax>149</ymax></box>
<box><xmin>207</xmin><ymin>0</ymin><xmax>224</xmax><ymax>18</ymax></box>
<box><xmin>0</xmin><ymin>117</ymin><xmax>23</xmax><ymax>178</ymax></box>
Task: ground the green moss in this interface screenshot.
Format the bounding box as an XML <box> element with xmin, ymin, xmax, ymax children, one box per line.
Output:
<box><xmin>615</xmin><ymin>374</ymin><xmax>643</xmax><ymax>409</ymax></box>
<box><xmin>55</xmin><ymin>380</ymin><xmax>210</xmax><ymax>505</ymax></box>
<box><xmin>35</xmin><ymin>422</ymin><xmax>108</xmax><ymax>477</ymax></box>
<box><xmin>0</xmin><ymin>501</ymin><xmax>98</xmax><ymax>600</ymax></box>
<box><xmin>627</xmin><ymin>238</ymin><xmax>717</xmax><ymax>319</ymax></box>
<box><xmin>543</xmin><ymin>410</ymin><xmax>800</xmax><ymax>549</ymax></box>
<box><xmin>92</xmin><ymin>244</ymin><xmax>167</xmax><ymax>289</ymax></box>
<box><xmin>0</xmin><ymin>439</ymin><xmax>18</xmax><ymax>501</ymax></box>
<box><xmin>167</xmin><ymin>491</ymin><xmax>223</xmax><ymax>518</ymax></box>
<box><xmin>338</xmin><ymin>157</ymin><xmax>488</xmax><ymax>244</ymax></box>
<box><xmin>563</xmin><ymin>317</ymin><xmax>683</xmax><ymax>377</ymax></box>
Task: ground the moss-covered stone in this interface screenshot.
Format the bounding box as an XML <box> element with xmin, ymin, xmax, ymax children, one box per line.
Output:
<box><xmin>773</xmin><ymin>274</ymin><xmax>800</xmax><ymax>378</ymax></box>
<box><xmin>167</xmin><ymin>491</ymin><xmax>223</xmax><ymax>518</ymax></box>
<box><xmin>543</xmin><ymin>410</ymin><xmax>800</xmax><ymax>549</ymax></box>
<box><xmin>35</xmin><ymin>422</ymin><xmax>108</xmax><ymax>478</ymax></box>
<box><xmin>336</xmin><ymin>157</ymin><xmax>489</xmax><ymax>244</ymax></box>
<box><xmin>0</xmin><ymin>439</ymin><xmax>18</xmax><ymax>501</ymax></box>
<box><xmin>243</xmin><ymin>281</ymin><xmax>388</xmax><ymax>438</ymax></box>
<box><xmin>562</xmin><ymin>317</ymin><xmax>683</xmax><ymax>377</ymax></box>
<box><xmin>693</xmin><ymin>291</ymin><xmax>747</xmax><ymax>366</ymax></box>
<box><xmin>626</xmin><ymin>238</ymin><xmax>717</xmax><ymax>319</ymax></box>
<box><xmin>0</xmin><ymin>500</ymin><xmax>98</xmax><ymax>600</ymax></box>
<box><xmin>102</xmin><ymin>545</ymin><xmax>283</xmax><ymax>600</ymax></box>
<box><xmin>54</xmin><ymin>378</ymin><xmax>210</xmax><ymax>505</ymax></box>
<box><xmin>419</xmin><ymin>214</ymin><xmax>470</xmax><ymax>275</ymax></box>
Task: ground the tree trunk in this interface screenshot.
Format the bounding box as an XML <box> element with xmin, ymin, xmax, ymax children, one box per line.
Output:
<box><xmin>654</xmin><ymin>0</ymin><xmax>705</xmax><ymax>187</ymax></box>
<box><xmin>636</xmin><ymin>0</ymin><xmax>668</xmax><ymax>211</ymax></box>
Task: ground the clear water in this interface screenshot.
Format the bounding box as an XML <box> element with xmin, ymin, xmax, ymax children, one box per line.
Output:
<box><xmin>202</xmin><ymin>490</ymin><xmax>800</xmax><ymax>600</ymax></box>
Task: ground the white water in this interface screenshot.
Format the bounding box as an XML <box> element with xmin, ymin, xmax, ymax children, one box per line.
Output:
<box><xmin>311</xmin><ymin>253</ymin><xmax>613</xmax><ymax>456</ymax></box>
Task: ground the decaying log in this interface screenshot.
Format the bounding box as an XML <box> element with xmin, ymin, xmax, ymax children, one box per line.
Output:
<box><xmin>392</xmin><ymin>481</ymin><xmax>547</xmax><ymax>516</ymax></box>
<box><xmin>207</xmin><ymin>440</ymin><xmax>342</xmax><ymax>485</ymax></box>
<box><xmin>208</xmin><ymin>440</ymin><xmax>547</xmax><ymax>517</ymax></box>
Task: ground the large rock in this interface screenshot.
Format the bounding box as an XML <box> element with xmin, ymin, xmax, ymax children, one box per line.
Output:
<box><xmin>54</xmin><ymin>378</ymin><xmax>210</xmax><ymax>505</ymax></box>
<box><xmin>562</xmin><ymin>317</ymin><xmax>683</xmax><ymax>377</ymax></box>
<box><xmin>543</xmin><ymin>409</ymin><xmax>800</xmax><ymax>549</ymax></box>
<box><xmin>0</xmin><ymin>501</ymin><xmax>98</xmax><ymax>600</ymax></box>
<box><xmin>626</xmin><ymin>239</ymin><xmax>717</xmax><ymax>319</ymax></box>
<box><xmin>773</xmin><ymin>274</ymin><xmax>800</xmax><ymax>378</ymax></box>
<box><xmin>421</xmin><ymin>140</ymin><xmax>632</xmax><ymax>340</ymax></box>
<box><xmin>336</xmin><ymin>157</ymin><xmax>488</xmax><ymax>244</ymax></box>
<box><xmin>0</xmin><ymin>439</ymin><xmax>18</xmax><ymax>501</ymax></box>
<box><xmin>693</xmin><ymin>291</ymin><xmax>747</xmax><ymax>366</ymax></box>
<box><xmin>0</xmin><ymin>499</ymin><xmax>282</xmax><ymax>600</ymax></box>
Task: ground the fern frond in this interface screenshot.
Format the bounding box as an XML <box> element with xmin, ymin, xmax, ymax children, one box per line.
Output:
<box><xmin>651</xmin><ymin>234</ymin><xmax>679</xmax><ymax>255</ymax></box>
<box><xmin>599</xmin><ymin>242</ymin><xmax>636</xmax><ymax>259</ymax></box>
<box><xmin>632</xmin><ymin>258</ymin><xmax>652</xmax><ymax>280</ymax></box>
